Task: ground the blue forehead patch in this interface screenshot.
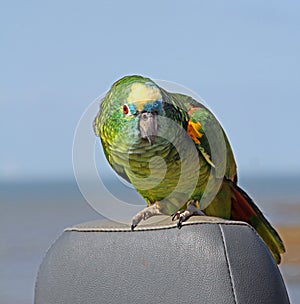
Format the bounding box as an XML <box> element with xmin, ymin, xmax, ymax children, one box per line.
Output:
<box><xmin>143</xmin><ymin>99</ymin><xmax>163</xmax><ymax>114</ymax></box>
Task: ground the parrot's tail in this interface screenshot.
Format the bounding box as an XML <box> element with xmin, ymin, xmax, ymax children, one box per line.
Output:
<box><xmin>229</xmin><ymin>180</ymin><xmax>285</xmax><ymax>264</ymax></box>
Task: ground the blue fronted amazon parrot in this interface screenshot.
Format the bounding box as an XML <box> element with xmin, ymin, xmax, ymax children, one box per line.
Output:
<box><xmin>94</xmin><ymin>75</ymin><xmax>285</xmax><ymax>264</ymax></box>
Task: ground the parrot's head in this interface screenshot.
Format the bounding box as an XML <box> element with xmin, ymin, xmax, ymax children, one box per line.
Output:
<box><xmin>97</xmin><ymin>75</ymin><xmax>165</xmax><ymax>146</ymax></box>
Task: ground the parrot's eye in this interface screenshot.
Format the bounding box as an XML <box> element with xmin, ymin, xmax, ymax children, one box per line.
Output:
<box><xmin>122</xmin><ymin>104</ymin><xmax>130</xmax><ymax>116</ymax></box>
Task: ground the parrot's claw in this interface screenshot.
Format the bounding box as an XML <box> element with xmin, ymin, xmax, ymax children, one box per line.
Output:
<box><xmin>171</xmin><ymin>211</ymin><xmax>181</xmax><ymax>222</ymax></box>
<box><xmin>172</xmin><ymin>200</ymin><xmax>205</xmax><ymax>229</ymax></box>
<box><xmin>131</xmin><ymin>203</ymin><xmax>164</xmax><ymax>231</ymax></box>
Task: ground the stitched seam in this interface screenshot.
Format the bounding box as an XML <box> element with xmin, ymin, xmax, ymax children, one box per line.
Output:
<box><xmin>218</xmin><ymin>224</ymin><xmax>238</xmax><ymax>304</ymax></box>
<box><xmin>65</xmin><ymin>221</ymin><xmax>249</xmax><ymax>233</ymax></box>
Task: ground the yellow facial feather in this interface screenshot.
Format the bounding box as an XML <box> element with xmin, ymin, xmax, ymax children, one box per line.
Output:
<box><xmin>127</xmin><ymin>83</ymin><xmax>162</xmax><ymax>112</ymax></box>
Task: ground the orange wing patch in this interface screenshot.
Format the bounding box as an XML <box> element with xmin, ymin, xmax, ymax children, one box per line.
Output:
<box><xmin>188</xmin><ymin>120</ymin><xmax>203</xmax><ymax>144</ymax></box>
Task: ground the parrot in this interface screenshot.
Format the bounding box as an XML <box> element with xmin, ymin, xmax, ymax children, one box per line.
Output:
<box><xmin>94</xmin><ymin>75</ymin><xmax>285</xmax><ymax>264</ymax></box>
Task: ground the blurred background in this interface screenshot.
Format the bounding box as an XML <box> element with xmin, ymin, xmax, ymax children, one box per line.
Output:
<box><xmin>1</xmin><ymin>1</ymin><xmax>299</xmax><ymax>303</ymax></box>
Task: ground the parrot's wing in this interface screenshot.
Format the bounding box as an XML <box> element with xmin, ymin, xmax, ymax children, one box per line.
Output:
<box><xmin>171</xmin><ymin>93</ymin><xmax>237</xmax><ymax>181</ymax></box>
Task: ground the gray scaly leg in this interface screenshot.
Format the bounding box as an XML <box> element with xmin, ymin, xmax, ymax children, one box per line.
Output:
<box><xmin>172</xmin><ymin>200</ymin><xmax>205</xmax><ymax>228</ymax></box>
<box><xmin>131</xmin><ymin>202</ymin><xmax>165</xmax><ymax>231</ymax></box>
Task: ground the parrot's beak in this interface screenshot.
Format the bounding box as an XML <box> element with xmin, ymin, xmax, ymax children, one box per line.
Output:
<box><xmin>138</xmin><ymin>112</ymin><xmax>158</xmax><ymax>145</ymax></box>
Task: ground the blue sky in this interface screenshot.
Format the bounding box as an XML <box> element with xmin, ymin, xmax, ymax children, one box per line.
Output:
<box><xmin>1</xmin><ymin>0</ymin><xmax>299</xmax><ymax>181</ymax></box>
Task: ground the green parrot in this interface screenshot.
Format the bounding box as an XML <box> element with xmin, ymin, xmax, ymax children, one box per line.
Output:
<box><xmin>94</xmin><ymin>75</ymin><xmax>285</xmax><ymax>264</ymax></box>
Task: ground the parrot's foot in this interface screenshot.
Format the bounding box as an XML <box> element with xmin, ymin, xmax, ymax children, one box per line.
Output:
<box><xmin>131</xmin><ymin>203</ymin><xmax>165</xmax><ymax>231</ymax></box>
<box><xmin>172</xmin><ymin>200</ymin><xmax>205</xmax><ymax>229</ymax></box>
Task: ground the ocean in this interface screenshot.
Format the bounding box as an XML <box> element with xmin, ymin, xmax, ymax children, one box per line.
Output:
<box><xmin>1</xmin><ymin>176</ymin><xmax>299</xmax><ymax>303</ymax></box>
